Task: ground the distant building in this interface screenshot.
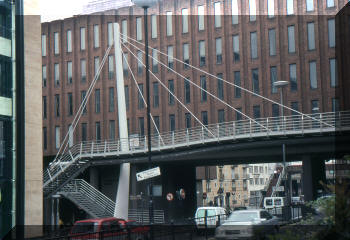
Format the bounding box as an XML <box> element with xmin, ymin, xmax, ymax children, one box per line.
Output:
<box><xmin>81</xmin><ymin>0</ymin><xmax>133</xmax><ymax>14</ymax></box>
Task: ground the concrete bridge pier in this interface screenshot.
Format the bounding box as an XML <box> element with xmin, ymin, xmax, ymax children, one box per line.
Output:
<box><xmin>302</xmin><ymin>155</ymin><xmax>326</xmax><ymax>201</ymax></box>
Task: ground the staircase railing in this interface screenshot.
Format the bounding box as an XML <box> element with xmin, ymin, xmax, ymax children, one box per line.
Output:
<box><xmin>272</xmin><ymin>167</ymin><xmax>285</xmax><ymax>197</ymax></box>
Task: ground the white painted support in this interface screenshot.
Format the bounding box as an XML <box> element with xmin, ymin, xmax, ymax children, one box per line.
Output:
<box><xmin>232</xmin><ymin>122</ymin><xmax>236</xmax><ymax>140</ymax></box>
<box><xmin>186</xmin><ymin>129</ymin><xmax>189</xmax><ymax>146</ymax></box>
<box><xmin>249</xmin><ymin>120</ymin><xmax>252</xmax><ymax>138</ymax></box>
<box><xmin>320</xmin><ymin>114</ymin><xmax>323</xmax><ymax>133</ymax></box>
<box><xmin>301</xmin><ymin>115</ymin><xmax>304</xmax><ymax>135</ymax></box>
<box><xmin>201</xmin><ymin>126</ymin><xmax>204</xmax><ymax>143</ymax></box>
<box><xmin>80</xmin><ymin>142</ymin><xmax>82</xmax><ymax>156</ymax></box>
<box><xmin>158</xmin><ymin>135</ymin><xmax>161</xmax><ymax>150</ymax></box>
<box><xmin>104</xmin><ymin>140</ymin><xmax>107</xmax><ymax>156</ymax></box>
<box><xmin>283</xmin><ymin>116</ymin><xmax>286</xmax><ymax>135</ymax></box>
<box><xmin>217</xmin><ymin>124</ymin><xmax>220</xmax><ymax>141</ymax></box>
<box><xmin>266</xmin><ymin>118</ymin><xmax>270</xmax><ymax>137</ymax></box>
<box><xmin>172</xmin><ymin>132</ymin><xmax>175</xmax><ymax>147</ymax></box>
<box><xmin>91</xmin><ymin>142</ymin><xmax>94</xmax><ymax>158</ymax></box>
<box><xmin>144</xmin><ymin>136</ymin><xmax>147</xmax><ymax>152</ymax></box>
<box><xmin>114</xmin><ymin>22</ymin><xmax>130</xmax><ymax>220</ymax></box>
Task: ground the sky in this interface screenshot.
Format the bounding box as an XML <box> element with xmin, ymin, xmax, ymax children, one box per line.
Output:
<box><xmin>39</xmin><ymin>0</ymin><xmax>89</xmax><ymax>22</ymax></box>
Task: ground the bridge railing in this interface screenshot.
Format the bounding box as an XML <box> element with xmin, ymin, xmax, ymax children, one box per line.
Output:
<box><xmin>44</xmin><ymin>111</ymin><xmax>350</xmax><ymax>186</ymax></box>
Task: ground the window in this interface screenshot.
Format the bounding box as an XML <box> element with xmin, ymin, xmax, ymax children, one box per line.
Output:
<box><xmin>54</xmin><ymin>32</ymin><xmax>59</xmax><ymax>54</ymax></box>
<box><xmin>95</xmin><ymin>89</ymin><xmax>100</xmax><ymax>113</ymax></box>
<box><xmin>272</xmin><ymin>104</ymin><xmax>279</xmax><ymax>117</ymax></box>
<box><xmin>200</xmin><ymin>75</ymin><xmax>207</xmax><ymax>102</ymax></box>
<box><xmin>332</xmin><ymin>98</ymin><xmax>339</xmax><ymax>112</ymax></box>
<box><xmin>42</xmin><ymin>65</ymin><xmax>47</xmax><ymax>87</ymax></box>
<box><xmin>268</xmin><ymin>29</ymin><xmax>276</xmax><ymax>56</ymax></box>
<box><xmin>287</xmin><ymin>0</ymin><xmax>294</xmax><ymax>15</ymax></box>
<box><xmin>123</xmin><ymin>52</ymin><xmax>129</xmax><ymax>77</ymax></box>
<box><xmin>43</xmin><ymin>96</ymin><xmax>47</xmax><ymax>119</ymax></box>
<box><xmin>152</xmin><ymin>49</ymin><xmax>158</xmax><ymax>73</ymax></box>
<box><xmin>81</xmin><ymin>59</ymin><xmax>86</xmax><ymax>82</ymax></box>
<box><xmin>153</xmin><ymin>82</ymin><xmax>159</xmax><ymax>108</ymax></box>
<box><xmin>153</xmin><ymin>116</ymin><xmax>160</xmax><ymax>133</ymax></box>
<box><xmin>54</xmin><ymin>63</ymin><xmax>60</xmax><ymax>86</ymax></box>
<box><xmin>55</xmin><ymin>126</ymin><xmax>60</xmax><ymax>149</ymax></box>
<box><xmin>121</xmin><ymin>20</ymin><xmax>127</xmax><ymax>43</ymax></box>
<box><xmin>234</xmin><ymin>71</ymin><xmax>241</xmax><ymax>98</ymax></box>
<box><xmin>198</xmin><ymin>5</ymin><xmax>205</xmax><ymax>31</ymax></box>
<box><xmin>329</xmin><ymin>58</ymin><xmax>337</xmax><ymax>87</ymax></box>
<box><xmin>311</xmin><ymin>100</ymin><xmax>319</xmax><ymax>113</ymax></box>
<box><xmin>68</xmin><ymin>93</ymin><xmax>73</xmax><ymax>116</ymax></box>
<box><xmin>109</xmin><ymin>87</ymin><xmax>114</xmax><ymax>112</ymax></box>
<box><xmin>270</xmin><ymin>66</ymin><xmax>278</xmax><ymax>94</ymax></box>
<box><xmin>81</xmin><ymin>123</ymin><xmax>87</xmax><ymax>141</ymax></box>
<box><xmin>327</xmin><ymin>0</ymin><xmax>335</xmax><ymax>8</ymax></box>
<box><xmin>183</xmin><ymin>43</ymin><xmax>190</xmax><ymax>69</ymax></box>
<box><xmin>169</xmin><ymin>114</ymin><xmax>175</xmax><ymax>132</ymax></box>
<box><xmin>214</xmin><ymin>2</ymin><xmax>221</xmax><ymax>28</ymax></box>
<box><xmin>137</xmin><ymin>51</ymin><xmax>143</xmax><ymax>75</ymax></box>
<box><xmin>81</xmin><ymin>91</ymin><xmax>87</xmax><ymax>114</ymax></box>
<box><xmin>268</xmin><ymin>0</ymin><xmax>274</xmax><ymax>18</ymax></box>
<box><xmin>93</xmin><ymin>25</ymin><xmax>99</xmax><ymax>48</ymax></box>
<box><xmin>253</xmin><ymin>105</ymin><xmax>261</xmax><ymax>119</ymax></box>
<box><xmin>107</xmin><ymin>22</ymin><xmax>113</xmax><ymax>46</ymax></box>
<box><xmin>138</xmin><ymin>84</ymin><xmax>144</xmax><ymax>109</ymax></box>
<box><xmin>182</xmin><ymin>8</ymin><xmax>189</xmax><ymax>33</ymax></box>
<box><xmin>249</xmin><ymin>0</ymin><xmax>256</xmax><ymax>22</ymax></box>
<box><xmin>288</xmin><ymin>25</ymin><xmax>296</xmax><ymax>53</ymax></box>
<box><xmin>307</xmin><ymin>22</ymin><xmax>315</xmax><ymax>50</ymax></box>
<box><xmin>136</xmin><ymin>17</ymin><xmax>142</xmax><ymax>41</ymax></box>
<box><xmin>218</xmin><ymin>109</ymin><xmax>225</xmax><ymax>123</ymax></box>
<box><xmin>42</xmin><ymin>34</ymin><xmax>46</xmax><ymax>56</ymax></box>
<box><xmin>217</xmin><ymin>73</ymin><xmax>224</xmax><ymax>100</ymax></box>
<box><xmin>232</xmin><ymin>0</ymin><xmax>239</xmax><ymax>24</ymax></box>
<box><xmin>167</xmin><ymin>46</ymin><xmax>174</xmax><ymax>70</ymax></box>
<box><xmin>67</xmin><ymin>61</ymin><xmax>72</xmax><ymax>84</ymax></box>
<box><xmin>43</xmin><ymin>127</ymin><xmax>47</xmax><ymax>150</ymax></box>
<box><xmin>290</xmin><ymin>64</ymin><xmax>297</xmax><ymax>91</ymax></box>
<box><xmin>233</xmin><ymin>35</ymin><xmax>240</xmax><ymax>62</ymax></box>
<box><xmin>168</xmin><ymin>80</ymin><xmax>175</xmax><ymax>105</ymax></box>
<box><xmin>216</xmin><ymin>38</ymin><xmax>222</xmax><ymax>64</ymax></box>
<box><xmin>166</xmin><ymin>11</ymin><xmax>173</xmax><ymax>36</ymax></box>
<box><xmin>252</xmin><ymin>69</ymin><xmax>259</xmax><ymax>94</ymax></box>
<box><xmin>109</xmin><ymin>120</ymin><xmax>115</xmax><ymax>140</ymax></box>
<box><xmin>95</xmin><ymin>122</ymin><xmax>101</xmax><ymax>141</ymax></box>
<box><xmin>125</xmin><ymin>86</ymin><xmax>129</xmax><ymax>110</ymax></box>
<box><xmin>67</xmin><ymin>30</ymin><xmax>72</xmax><ymax>52</ymax></box>
<box><xmin>309</xmin><ymin>61</ymin><xmax>317</xmax><ymax>89</ymax></box>
<box><xmin>306</xmin><ymin>0</ymin><xmax>314</xmax><ymax>11</ymax></box>
<box><xmin>236</xmin><ymin>108</ymin><xmax>242</xmax><ymax>121</ymax></box>
<box><xmin>184</xmin><ymin>78</ymin><xmax>191</xmax><ymax>104</ymax></box>
<box><xmin>151</xmin><ymin>15</ymin><xmax>157</xmax><ymax>38</ymax></box>
<box><xmin>199</xmin><ymin>40</ymin><xmax>206</xmax><ymax>66</ymax></box>
<box><xmin>94</xmin><ymin>57</ymin><xmax>100</xmax><ymax>80</ymax></box>
<box><xmin>185</xmin><ymin>113</ymin><xmax>191</xmax><ymax>129</ymax></box>
<box><xmin>108</xmin><ymin>55</ymin><xmax>114</xmax><ymax>79</ymax></box>
<box><xmin>250</xmin><ymin>32</ymin><xmax>258</xmax><ymax>59</ymax></box>
<box><xmin>201</xmin><ymin>111</ymin><xmax>208</xmax><ymax>125</ymax></box>
<box><xmin>80</xmin><ymin>27</ymin><xmax>86</xmax><ymax>50</ymax></box>
<box><xmin>328</xmin><ymin>19</ymin><xmax>335</xmax><ymax>48</ymax></box>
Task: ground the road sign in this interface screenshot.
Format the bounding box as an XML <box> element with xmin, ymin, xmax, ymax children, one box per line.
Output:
<box><xmin>166</xmin><ymin>193</ymin><xmax>174</xmax><ymax>201</ymax></box>
<box><xmin>273</xmin><ymin>186</ymin><xmax>285</xmax><ymax>192</ymax></box>
<box><xmin>136</xmin><ymin>167</ymin><xmax>161</xmax><ymax>181</ymax></box>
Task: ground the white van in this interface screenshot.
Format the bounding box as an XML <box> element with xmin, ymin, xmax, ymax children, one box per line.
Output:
<box><xmin>194</xmin><ymin>207</ymin><xmax>227</xmax><ymax>229</ymax></box>
<box><xmin>263</xmin><ymin>197</ymin><xmax>286</xmax><ymax>209</ymax></box>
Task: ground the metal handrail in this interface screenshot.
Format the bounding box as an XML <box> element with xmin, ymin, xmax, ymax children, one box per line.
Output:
<box><xmin>44</xmin><ymin>111</ymin><xmax>350</xmax><ymax>189</ymax></box>
<box><xmin>272</xmin><ymin>167</ymin><xmax>285</xmax><ymax>197</ymax></box>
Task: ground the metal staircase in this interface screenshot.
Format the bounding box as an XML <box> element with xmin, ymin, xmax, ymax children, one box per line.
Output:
<box><xmin>58</xmin><ymin>179</ymin><xmax>115</xmax><ymax>218</ymax></box>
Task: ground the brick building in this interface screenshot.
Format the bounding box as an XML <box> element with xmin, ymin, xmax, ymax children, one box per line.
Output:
<box><xmin>41</xmin><ymin>0</ymin><xmax>347</xmax><ymax>158</ymax></box>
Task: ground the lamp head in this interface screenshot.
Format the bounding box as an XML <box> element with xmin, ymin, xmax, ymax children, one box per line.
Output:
<box><xmin>273</xmin><ymin>80</ymin><xmax>289</xmax><ymax>88</ymax></box>
<box><xmin>132</xmin><ymin>0</ymin><xmax>158</xmax><ymax>8</ymax></box>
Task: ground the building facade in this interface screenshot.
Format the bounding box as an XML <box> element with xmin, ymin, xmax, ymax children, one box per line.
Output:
<box><xmin>41</xmin><ymin>0</ymin><xmax>347</xmax><ymax>158</ymax></box>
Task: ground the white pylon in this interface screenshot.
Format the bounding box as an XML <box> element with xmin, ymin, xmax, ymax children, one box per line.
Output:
<box><xmin>113</xmin><ymin>23</ymin><xmax>130</xmax><ymax>219</ymax></box>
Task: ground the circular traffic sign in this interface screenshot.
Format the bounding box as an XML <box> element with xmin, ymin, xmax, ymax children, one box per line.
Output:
<box><xmin>166</xmin><ymin>193</ymin><xmax>174</xmax><ymax>201</ymax></box>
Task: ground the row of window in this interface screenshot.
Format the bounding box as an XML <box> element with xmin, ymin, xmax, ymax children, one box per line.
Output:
<box><xmin>44</xmin><ymin>97</ymin><xmax>340</xmax><ymax>150</ymax></box>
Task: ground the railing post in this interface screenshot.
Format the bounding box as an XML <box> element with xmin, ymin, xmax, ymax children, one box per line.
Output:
<box><xmin>104</xmin><ymin>140</ymin><xmax>107</xmax><ymax>156</ymax></box>
<box><xmin>284</xmin><ymin>116</ymin><xmax>286</xmax><ymax>135</ymax></box>
<box><xmin>201</xmin><ymin>126</ymin><xmax>204</xmax><ymax>143</ymax></box>
<box><xmin>217</xmin><ymin>124</ymin><xmax>220</xmax><ymax>141</ymax></box>
<box><xmin>266</xmin><ymin>118</ymin><xmax>270</xmax><ymax>137</ymax></box>
<box><xmin>232</xmin><ymin>122</ymin><xmax>236</xmax><ymax>140</ymax></box>
<box><xmin>172</xmin><ymin>131</ymin><xmax>175</xmax><ymax>147</ymax></box>
<box><xmin>249</xmin><ymin>119</ymin><xmax>252</xmax><ymax>138</ymax></box>
<box><xmin>320</xmin><ymin>113</ymin><xmax>323</xmax><ymax>133</ymax></box>
<box><xmin>186</xmin><ymin>129</ymin><xmax>189</xmax><ymax>146</ymax></box>
<box><xmin>158</xmin><ymin>133</ymin><xmax>161</xmax><ymax>150</ymax></box>
<box><xmin>301</xmin><ymin>115</ymin><xmax>304</xmax><ymax>135</ymax></box>
<box><xmin>91</xmin><ymin>141</ymin><xmax>94</xmax><ymax>158</ymax></box>
<box><xmin>80</xmin><ymin>142</ymin><xmax>82</xmax><ymax>156</ymax></box>
<box><xmin>47</xmin><ymin>169</ymin><xmax>52</xmax><ymax>180</ymax></box>
<box><xmin>117</xmin><ymin>140</ymin><xmax>120</xmax><ymax>155</ymax></box>
<box><xmin>339</xmin><ymin>111</ymin><xmax>342</xmax><ymax>131</ymax></box>
<box><xmin>144</xmin><ymin>136</ymin><xmax>147</xmax><ymax>152</ymax></box>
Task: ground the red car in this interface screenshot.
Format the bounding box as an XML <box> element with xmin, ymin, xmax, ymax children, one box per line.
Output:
<box><xmin>69</xmin><ymin>217</ymin><xmax>149</xmax><ymax>240</ymax></box>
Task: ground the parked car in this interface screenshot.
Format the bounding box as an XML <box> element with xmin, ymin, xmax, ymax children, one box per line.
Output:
<box><xmin>194</xmin><ymin>207</ymin><xmax>227</xmax><ymax>230</ymax></box>
<box><xmin>69</xmin><ymin>217</ymin><xmax>149</xmax><ymax>240</ymax></box>
<box><xmin>215</xmin><ymin>209</ymin><xmax>280</xmax><ymax>240</ymax></box>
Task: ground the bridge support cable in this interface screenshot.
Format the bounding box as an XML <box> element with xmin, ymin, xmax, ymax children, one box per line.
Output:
<box><xmin>121</xmin><ymin>41</ymin><xmax>216</xmax><ymax>139</ymax></box>
<box><xmin>121</xmin><ymin>36</ymin><xmax>269</xmax><ymax>132</ymax></box>
<box><xmin>121</xmin><ymin>52</ymin><xmax>165</xmax><ymax>146</ymax></box>
<box><xmin>120</xmin><ymin>33</ymin><xmax>333</xmax><ymax>128</ymax></box>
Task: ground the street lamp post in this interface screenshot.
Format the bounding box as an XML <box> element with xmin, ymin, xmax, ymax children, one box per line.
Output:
<box><xmin>132</xmin><ymin>0</ymin><xmax>158</xmax><ymax>227</ymax></box>
<box><xmin>273</xmin><ymin>81</ymin><xmax>289</xmax><ymax>202</ymax></box>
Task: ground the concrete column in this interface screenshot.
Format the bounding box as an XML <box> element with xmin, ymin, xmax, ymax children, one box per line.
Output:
<box><xmin>302</xmin><ymin>156</ymin><xmax>326</xmax><ymax>201</ymax></box>
<box><xmin>89</xmin><ymin>167</ymin><xmax>99</xmax><ymax>189</ymax></box>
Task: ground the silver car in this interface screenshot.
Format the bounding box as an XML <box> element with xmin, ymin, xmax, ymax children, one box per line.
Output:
<box><xmin>215</xmin><ymin>209</ymin><xmax>280</xmax><ymax>240</ymax></box>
